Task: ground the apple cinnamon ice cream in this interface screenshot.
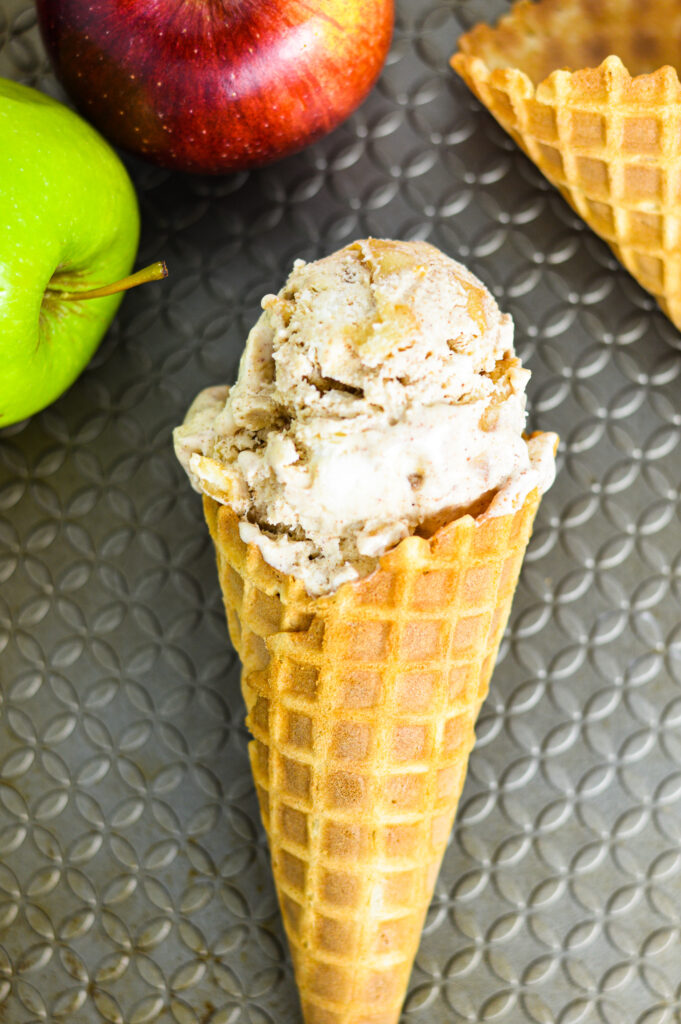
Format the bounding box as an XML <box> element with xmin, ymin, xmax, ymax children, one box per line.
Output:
<box><xmin>174</xmin><ymin>238</ymin><xmax>557</xmax><ymax>595</ymax></box>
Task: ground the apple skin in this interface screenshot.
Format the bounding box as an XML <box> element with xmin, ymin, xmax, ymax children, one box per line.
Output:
<box><xmin>0</xmin><ymin>78</ymin><xmax>140</xmax><ymax>427</ymax></box>
<box><xmin>35</xmin><ymin>0</ymin><xmax>395</xmax><ymax>174</ymax></box>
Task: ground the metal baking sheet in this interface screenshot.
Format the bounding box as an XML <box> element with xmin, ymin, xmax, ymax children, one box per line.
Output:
<box><xmin>2</xmin><ymin>1</ymin><xmax>681</xmax><ymax>1021</ymax></box>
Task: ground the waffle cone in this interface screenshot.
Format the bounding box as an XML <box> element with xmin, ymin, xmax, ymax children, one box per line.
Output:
<box><xmin>203</xmin><ymin>472</ymin><xmax>547</xmax><ymax>1024</ymax></box>
<box><xmin>452</xmin><ymin>0</ymin><xmax>681</xmax><ymax>330</ymax></box>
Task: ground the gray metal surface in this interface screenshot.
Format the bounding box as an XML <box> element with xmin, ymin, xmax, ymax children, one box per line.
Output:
<box><xmin>2</xmin><ymin>1</ymin><xmax>681</xmax><ymax>1021</ymax></box>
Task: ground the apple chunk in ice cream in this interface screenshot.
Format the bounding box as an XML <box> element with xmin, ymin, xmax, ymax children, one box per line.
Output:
<box><xmin>174</xmin><ymin>238</ymin><xmax>556</xmax><ymax>595</ymax></box>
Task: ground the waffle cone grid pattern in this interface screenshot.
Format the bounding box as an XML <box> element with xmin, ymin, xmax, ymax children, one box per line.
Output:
<box><xmin>204</xmin><ymin>491</ymin><xmax>541</xmax><ymax>1024</ymax></box>
<box><xmin>452</xmin><ymin>0</ymin><xmax>681</xmax><ymax>329</ymax></box>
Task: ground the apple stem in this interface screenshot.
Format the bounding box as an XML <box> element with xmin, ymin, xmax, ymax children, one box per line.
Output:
<box><xmin>49</xmin><ymin>261</ymin><xmax>168</xmax><ymax>301</ymax></box>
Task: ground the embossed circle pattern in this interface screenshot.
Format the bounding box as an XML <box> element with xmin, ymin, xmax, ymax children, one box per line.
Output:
<box><xmin>2</xmin><ymin>1</ymin><xmax>681</xmax><ymax>1021</ymax></box>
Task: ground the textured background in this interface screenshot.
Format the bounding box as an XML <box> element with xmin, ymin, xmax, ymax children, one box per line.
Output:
<box><xmin>2</xmin><ymin>1</ymin><xmax>681</xmax><ymax>1022</ymax></box>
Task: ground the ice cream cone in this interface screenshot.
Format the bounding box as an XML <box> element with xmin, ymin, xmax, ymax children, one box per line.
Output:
<box><xmin>452</xmin><ymin>0</ymin><xmax>681</xmax><ymax>330</ymax></box>
<box><xmin>204</xmin><ymin>476</ymin><xmax>546</xmax><ymax>1024</ymax></box>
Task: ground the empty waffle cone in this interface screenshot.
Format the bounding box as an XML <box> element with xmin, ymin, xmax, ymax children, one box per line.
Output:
<box><xmin>452</xmin><ymin>0</ymin><xmax>681</xmax><ymax>330</ymax></box>
<box><xmin>204</xmin><ymin>476</ymin><xmax>546</xmax><ymax>1024</ymax></box>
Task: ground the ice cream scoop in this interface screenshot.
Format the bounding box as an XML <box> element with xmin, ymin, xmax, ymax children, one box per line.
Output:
<box><xmin>174</xmin><ymin>238</ymin><xmax>556</xmax><ymax>594</ymax></box>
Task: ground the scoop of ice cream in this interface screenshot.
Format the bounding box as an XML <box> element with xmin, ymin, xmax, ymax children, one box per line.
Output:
<box><xmin>174</xmin><ymin>238</ymin><xmax>557</xmax><ymax>595</ymax></box>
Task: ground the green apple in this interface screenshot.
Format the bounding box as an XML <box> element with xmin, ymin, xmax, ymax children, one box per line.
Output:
<box><xmin>0</xmin><ymin>77</ymin><xmax>141</xmax><ymax>427</ymax></box>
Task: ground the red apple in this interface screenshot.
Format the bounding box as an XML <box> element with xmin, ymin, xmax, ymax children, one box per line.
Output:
<box><xmin>35</xmin><ymin>0</ymin><xmax>394</xmax><ymax>174</ymax></box>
